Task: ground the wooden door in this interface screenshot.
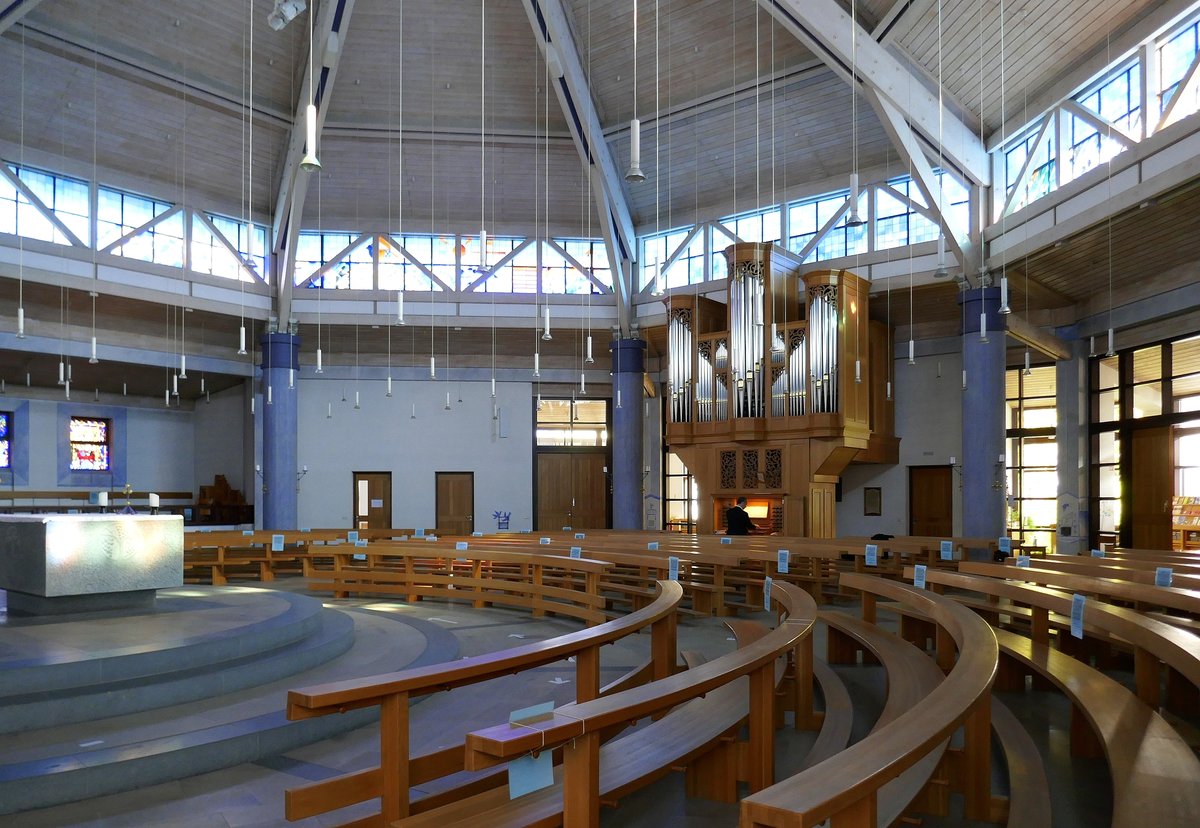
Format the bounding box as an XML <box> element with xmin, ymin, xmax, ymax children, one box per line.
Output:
<box><xmin>1130</xmin><ymin>427</ymin><xmax>1172</xmax><ymax>549</ymax></box>
<box><xmin>909</xmin><ymin>466</ymin><xmax>953</xmax><ymax>537</ymax></box>
<box><xmin>436</xmin><ymin>472</ymin><xmax>474</xmax><ymax>535</ymax></box>
<box><xmin>537</xmin><ymin>453</ymin><xmax>609</xmax><ymax>530</ymax></box>
<box><xmin>352</xmin><ymin>472</ymin><xmax>391</xmax><ymax>530</ymax></box>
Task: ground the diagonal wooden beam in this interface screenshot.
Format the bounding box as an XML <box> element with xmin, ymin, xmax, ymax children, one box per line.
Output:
<box><xmin>522</xmin><ymin>0</ymin><xmax>637</xmax><ymax>334</ymax></box>
<box><xmin>272</xmin><ymin>0</ymin><xmax>357</xmax><ymax>327</ymax></box>
<box><xmin>758</xmin><ymin>0</ymin><xmax>989</xmax><ymax>186</ymax></box>
<box><xmin>0</xmin><ymin>0</ymin><xmax>47</xmax><ymax>35</ymax></box>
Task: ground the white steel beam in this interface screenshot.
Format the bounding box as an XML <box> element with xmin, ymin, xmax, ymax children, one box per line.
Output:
<box><xmin>271</xmin><ymin>0</ymin><xmax>357</xmax><ymax>328</ymax></box>
<box><xmin>758</xmin><ymin>0</ymin><xmax>989</xmax><ymax>186</ymax></box>
<box><xmin>521</xmin><ymin>0</ymin><xmax>637</xmax><ymax>335</ymax></box>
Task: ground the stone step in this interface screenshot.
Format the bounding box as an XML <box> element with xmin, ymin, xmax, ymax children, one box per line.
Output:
<box><xmin>0</xmin><ymin>604</ymin><xmax>459</xmax><ymax>814</ymax></box>
<box><xmin>0</xmin><ymin>587</ymin><xmax>325</xmax><ymax>699</ymax></box>
<box><xmin>0</xmin><ymin>608</ymin><xmax>355</xmax><ymax>733</ymax></box>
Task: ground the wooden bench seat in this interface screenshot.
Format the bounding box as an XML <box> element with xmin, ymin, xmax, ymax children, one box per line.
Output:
<box><xmin>989</xmin><ymin>696</ymin><xmax>1052</xmax><ymax>828</ymax></box>
<box><xmin>995</xmin><ymin>628</ymin><xmax>1200</xmax><ymax>827</ymax></box>
<box><xmin>797</xmin><ymin>658</ymin><xmax>854</xmax><ymax>771</ymax></box>
<box><xmin>742</xmin><ymin>574</ymin><xmax>998</xmax><ymax>828</ymax></box>
<box><xmin>395</xmin><ymin>584</ymin><xmax>815</xmax><ymax>827</ymax></box>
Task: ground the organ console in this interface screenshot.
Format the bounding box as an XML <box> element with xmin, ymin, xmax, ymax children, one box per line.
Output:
<box><xmin>665</xmin><ymin>242</ymin><xmax>897</xmax><ymax>536</ymax></box>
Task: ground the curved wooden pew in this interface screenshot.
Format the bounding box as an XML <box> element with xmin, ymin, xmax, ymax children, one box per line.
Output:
<box><xmin>964</xmin><ymin>561</ymin><xmax>1200</xmax><ymax>620</ymax></box>
<box><xmin>988</xmin><ymin>696</ymin><xmax>1051</xmax><ymax>828</ymax></box>
<box><xmin>799</xmin><ymin>659</ymin><xmax>854</xmax><ymax>772</ymax></box>
<box><xmin>305</xmin><ymin>545</ymin><xmax>611</xmax><ymax>625</ymax></box>
<box><xmin>910</xmin><ymin>567</ymin><xmax>1200</xmax><ymax>710</ymax></box>
<box><xmin>740</xmin><ymin>573</ymin><xmax>999</xmax><ymax>828</ymax></box>
<box><xmin>415</xmin><ymin>582</ymin><xmax>817</xmax><ymax>828</ymax></box>
<box><xmin>995</xmin><ymin>627</ymin><xmax>1200</xmax><ymax>827</ymax></box>
<box><xmin>284</xmin><ymin>581</ymin><xmax>683</xmax><ymax>825</ymax></box>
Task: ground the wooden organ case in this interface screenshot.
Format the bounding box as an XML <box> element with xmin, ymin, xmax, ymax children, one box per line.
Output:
<box><xmin>665</xmin><ymin>243</ymin><xmax>896</xmax><ymax>536</ymax></box>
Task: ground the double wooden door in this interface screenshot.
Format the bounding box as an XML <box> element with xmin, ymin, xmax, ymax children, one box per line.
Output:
<box><xmin>1130</xmin><ymin>427</ymin><xmax>1172</xmax><ymax>549</ymax></box>
<box><xmin>536</xmin><ymin>453</ymin><xmax>608</xmax><ymax>530</ymax></box>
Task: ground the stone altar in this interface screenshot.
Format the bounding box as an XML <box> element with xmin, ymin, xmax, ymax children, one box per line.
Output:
<box><xmin>0</xmin><ymin>514</ymin><xmax>183</xmax><ymax>615</ymax></box>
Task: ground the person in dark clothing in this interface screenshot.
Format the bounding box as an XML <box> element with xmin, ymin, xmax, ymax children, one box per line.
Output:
<box><xmin>725</xmin><ymin>497</ymin><xmax>758</xmax><ymax>535</ymax></box>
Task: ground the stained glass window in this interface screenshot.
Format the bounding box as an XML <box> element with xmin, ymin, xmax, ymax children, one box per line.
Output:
<box><xmin>69</xmin><ymin>417</ymin><xmax>110</xmax><ymax>471</ymax></box>
<box><xmin>0</xmin><ymin>412</ymin><xmax>10</xmax><ymax>470</ymax></box>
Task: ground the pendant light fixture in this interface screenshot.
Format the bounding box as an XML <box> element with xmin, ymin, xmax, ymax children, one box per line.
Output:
<box><xmin>625</xmin><ymin>0</ymin><xmax>645</xmax><ymax>182</ymax></box>
<box><xmin>932</xmin><ymin>0</ymin><xmax>950</xmax><ymax>280</ymax></box>
<box><xmin>238</xmin><ymin>5</ymin><xmax>252</xmax><ymax>356</ymax></box>
<box><xmin>88</xmin><ymin>292</ymin><xmax>99</xmax><ymax>363</ymax></box>
<box><xmin>299</xmin><ymin>3</ymin><xmax>321</xmax><ymax>172</ymax></box>
<box><xmin>845</xmin><ymin>0</ymin><xmax>864</xmax><ymax>227</ymax></box>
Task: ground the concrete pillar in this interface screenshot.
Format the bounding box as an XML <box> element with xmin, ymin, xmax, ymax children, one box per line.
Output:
<box><xmin>610</xmin><ymin>338</ymin><xmax>646</xmax><ymax>529</ymax></box>
<box><xmin>260</xmin><ymin>332</ymin><xmax>300</xmax><ymax>530</ymax></box>
<box><xmin>1055</xmin><ymin>337</ymin><xmax>1088</xmax><ymax>554</ymax></box>
<box><xmin>958</xmin><ymin>287</ymin><xmax>1006</xmax><ymax>546</ymax></box>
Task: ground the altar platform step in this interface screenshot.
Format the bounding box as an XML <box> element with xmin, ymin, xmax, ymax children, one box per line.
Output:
<box><xmin>0</xmin><ymin>586</ymin><xmax>327</xmax><ymax>703</ymax></box>
<box><xmin>0</xmin><ymin>591</ymin><xmax>459</xmax><ymax>815</ymax></box>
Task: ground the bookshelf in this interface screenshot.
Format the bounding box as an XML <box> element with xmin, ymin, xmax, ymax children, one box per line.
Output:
<box><xmin>1171</xmin><ymin>496</ymin><xmax>1200</xmax><ymax>551</ymax></box>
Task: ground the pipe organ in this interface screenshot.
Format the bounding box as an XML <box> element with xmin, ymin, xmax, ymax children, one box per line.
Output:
<box><xmin>665</xmin><ymin>243</ymin><xmax>896</xmax><ymax>537</ymax></box>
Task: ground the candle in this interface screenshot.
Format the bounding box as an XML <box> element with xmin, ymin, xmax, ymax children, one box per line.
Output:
<box><xmin>148</xmin><ymin>493</ymin><xmax>160</xmax><ymax>508</ymax></box>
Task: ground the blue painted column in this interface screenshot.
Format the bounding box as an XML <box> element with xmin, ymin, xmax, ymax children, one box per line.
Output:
<box><xmin>959</xmin><ymin>287</ymin><xmax>1007</xmax><ymax>547</ymax></box>
<box><xmin>261</xmin><ymin>332</ymin><xmax>300</xmax><ymax>530</ymax></box>
<box><xmin>610</xmin><ymin>338</ymin><xmax>646</xmax><ymax>529</ymax></box>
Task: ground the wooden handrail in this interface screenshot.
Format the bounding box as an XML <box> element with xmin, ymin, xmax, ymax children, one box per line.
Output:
<box><xmin>741</xmin><ymin>573</ymin><xmax>999</xmax><ymax>828</ymax></box>
<box><xmin>962</xmin><ymin>561</ymin><xmax>1200</xmax><ymax>617</ymax></box>
<box><xmin>462</xmin><ymin>581</ymin><xmax>817</xmax><ymax>827</ymax></box>
<box><xmin>912</xmin><ymin>567</ymin><xmax>1200</xmax><ymax>705</ymax></box>
<box><xmin>284</xmin><ymin>580</ymin><xmax>683</xmax><ymax>825</ymax></box>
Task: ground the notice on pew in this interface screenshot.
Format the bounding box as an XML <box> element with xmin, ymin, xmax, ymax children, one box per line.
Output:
<box><xmin>414</xmin><ymin>528</ymin><xmax>425</xmax><ymax>537</ymax></box>
<box><xmin>1090</xmin><ymin>549</ymin><xmax>1105</xmax><ymax>557</ymax></box>
<box><xmin>668</xmin><ymin>556</ymin><xmax>680</xmax><ymax>581</ymax></box>
<box><xmin>998</xmin><ymin>537</ymin><xmax>1012</xmax><ymax>554</ymax></box>
<box><xmin>472</xmin><ymin>531</ymin><xmax>484</xmax><ymax>537</ymax></box>
<box><xmin>570</xmin><ymin>546</ymin><xmax>582</xmax><ymax>559</ymax></box>
<box><xmin>1070</xmin><ymin>593</ymin><xmax>1086</xmax><ymax>639</ymax></box>
<box><xmin>865</xmin><ymin>544</ymin><xmax>878</xmax><ymax>567</ymax></box>
<box><xmin>764</xmin><ymin>576</ymin><xmax>773</xmax><ymax>610</ymax></box>
<box><xmin>540</xmin><ymin>537</ymin><xmax>551</xmax><ymax>545</ymax></box>
<box><xmin>354</xmin><ymin>539</ymin><xmax>367</xmax><ymax>547</ymax></box>
<box><xmin>347</xmin><ymin>531</ymin><xmax>360</xmax><ymax>542</ymax></box>
<box><xmin>507</xmin><ymin>701</ymin><xmax>556</xmax><ymax>798</ymax></box>
<box><xmin>575</xmin><ymin>532</ymin><xmax>586</xmax><ymax>539</ymax></box>
<box><xmin>777</xmin><ymin>550</ymin><xmax>789</xmax><ymax>574</ymax></box>
<box><xmin>271</xmin><ymin>534</ymin><xmax>284</xmax><ymax>552</ymax></box>
<box><xmin>1156</xmin><ymin>566</ymin><xmax>1174</xmax><ymax>588</ymax></box>
<box><xmin>242</xmin><ymin>530</ymin><xmax>254</xmax><ymax>536</ymax></box>
<box><xmin>914</xmin><ymin>564</ymin><xmax>927</xmax><ymax>589</ymax></box>
<box><xmin>647</xmin><ymin>541</ymin><xmax>659</xmax><ymax>550</ymax></box>
<box><xmin>562</xmin><ymin>526</ymin><xmax>572</xmax><ymax>531</ymax></box>
<box><xmin>721</xmin><ymin>537</ymin><xmax>732</xmax><ymax>544</ymax></box>
<box><xmin>455</xmin><ymin>541</ymin><xmax>469</xmax><ymax>551</ymax></box>
<box><xmin>1016</xmin><ymin>555</ymin><xmax>1032</xmax><ymax>568</ymax></box>
<box><xmin>940</xmin><ymin>540</ymin><xmax>954</xmax><ymax>561</ymax></box>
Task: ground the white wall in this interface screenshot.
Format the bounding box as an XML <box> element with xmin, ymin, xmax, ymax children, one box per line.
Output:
<box><xmin>193</xmin><ymin>385</ymin><xmax>246</xmax><ymax>496</ymax></box>
<box><xmin>839</xmin><ymin>350</ymin><xmax>963</xmax><ymax>537</ymax></box>
<box><xmin>8</xmin><ymin>394</ymin><xmax>195</xmax><ymax>492</ymax></box>
<box><xmin>296</xmin><ymin>377</ymin><xmax>535</xmax><ymax>531</ymax></box>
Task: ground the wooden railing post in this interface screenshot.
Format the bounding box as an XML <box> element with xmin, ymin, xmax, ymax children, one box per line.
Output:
<box><xmin>651</xmin><ymin>610</ymin><xmax>677</xmax><ymax>680</ymax></box>
<box><xmin>962</xmin><ymin>695</ymin><xmax>991</xmax><ymax>821</ymax></box>
<box><xmin>935</xmin><ymin>624</ymin><xmax>955</xmax><ymax>674</ymax></box>
<box><xmin>1134</xmin><ymin>646</ymin><xmax>1161</xmax><ymax>708</ymax></box>
<box><xmin>532</xmin><ymin>563</ymin><xmax>545</xmax><ymax>617</ymax></box>
<box><xmin>379</xmin><ymin>691</ymin><xmax>411</xmax><ymax>823</ymax></box>
<box><xmin>562</xmin><ymin>731</ymin><xmax>600</xmax><ymax>828</ymax></box>
<box><xmin>830</xmin><ymin>791</ymin><xmax>876</xmax><ymax>827</ymax></box>
<box><xmin>793</xmin><ymin>633</ymin><xmax>815</xmax><ymax>729</ymax></box>
<box><xmin>576</xmin><ymin>645</ymin><xmax>601</xmax><ymax>703</ymax></box>
<box><xmin>748</xmin><ymin>662</ymin><xmax>775</xmax><ymax>792</ymax></box>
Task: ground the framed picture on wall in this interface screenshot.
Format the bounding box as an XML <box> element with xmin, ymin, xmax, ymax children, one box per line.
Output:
<box><xmin>864</xmin><ymin>487</ymin><xmax>882</xmax><ymax>516</ymax></box>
